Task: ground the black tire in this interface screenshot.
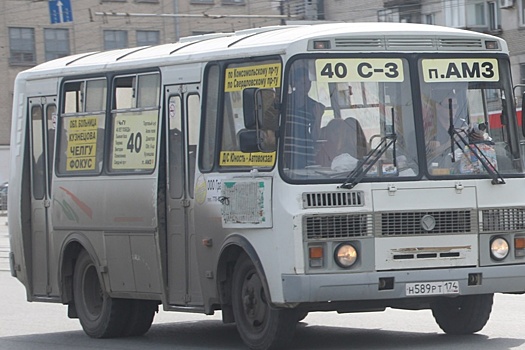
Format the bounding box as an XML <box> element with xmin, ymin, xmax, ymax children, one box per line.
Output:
<box><xmin>231</xmin><ymin>254</ymin><xmax>297</xmax><ymax>350</ymax></box>
<box><xmin>122</xmin><ymin>300</ymin><xmax>158</xmax><ymax>337</ymax></box>
<box><xmin>73</xmin><ymin>250</ymin><xmax>130</xmax><ymax>338</ymax></box>
<box><xmin>296</xmin><ymin>311</ymin><xmax>308</xmax><ymax>322</ymax></box>
<box><xmin>431</xmin><ymin>294</ymin><xmax>493</xmax><ymax>335</ymax></box>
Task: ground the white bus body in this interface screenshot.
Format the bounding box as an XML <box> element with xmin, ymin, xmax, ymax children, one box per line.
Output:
<box><xmin>9</xmin><ymin>23</ymin><xmax>525</xmax><ymax>349</ymax></box>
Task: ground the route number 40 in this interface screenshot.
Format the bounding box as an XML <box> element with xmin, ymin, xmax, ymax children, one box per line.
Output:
<box><xmin>127</xmin><ymin>132</ymin><xmax>143</xmax><ymax>153</ymax></box>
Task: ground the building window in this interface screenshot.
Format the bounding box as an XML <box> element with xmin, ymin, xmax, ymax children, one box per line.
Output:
<box><xmin>136</xmin><ymin>30</ymin><xmax>160</xmax><ymax>46</ymax></box>
<box><xmin>423</xmin><ymin>13</ymin><xmax>435</xmax><ymax>24</ymax></box>
<box><xmin>444</xmin><ymin>0</ymin><xmax>466</xmax><ymax>27</ymax></box>
<box><xmin>44</xmin><ymin>28</ymin><xmax>70</xmax><ymax>61</ymax></box>
<box><xmin>191</xmin><ymin>0</ymin><xmax>214</xmax><ymax>3</ymax></box>
<box><xmin>9</xmin><ymin>27</ymin><xmax>36</xmax><ymax>65</ymax></box>
<box><xmin>520</xmin><ymin>0</ymin><xmax>525</xmax><ymax>26</ymax></box>
<box><xmin>466</xmin><ymin>1</ymin><xmax>486</xmax><ymax>27</ymax></box>
<box><xmin>222</xmin><ymin>0</ymin><xmax>245</xmax><ymax>5</ymax></box>
<box><xmin>378</xmin><ymin>8</ymin><xmax>400</xmax><ymax>22</ymax></box>
<box><xmin>444</xmin><ymin>0</ymin><xmax>499</xmax><ymax>30</ymax></box>
<box><xmin>135</xmin><ymin>0</ymin><xmax>159</xmax><ymax>2</ymax></box>
<box><xmin>487</xmin><ymin>1</ymin><xmax>499</xmax><ymax>31</ymax></box>
<box><xmin>104</xmin><ymin>30</ymin><xmax>128</xmax><ymax>50</ymax></box>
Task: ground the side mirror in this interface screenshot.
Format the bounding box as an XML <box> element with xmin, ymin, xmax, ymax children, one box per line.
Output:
<box><xmin>243</xmin><ymin>88</ymin><xmax>258</xmax><ymax>129</ymax></box>
<box><xmin>238</xmin><ymin>129</ymin><xmax>260</xmax><ymax>153</ymax></box>
<box><xmin>241</xmin><ymin>88</ymin><xmax>279</xmax><ymax>153</ymax></box>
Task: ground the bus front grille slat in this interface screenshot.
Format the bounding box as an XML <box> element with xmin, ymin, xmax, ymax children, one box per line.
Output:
<box><xmin>303</xmin><ymin>191</ymin><xmax>364</xmax><ymax>208</ymax></box>
<box><xmin>378</xmin><ymin>210</ymin><xmax>475</xmax><ymax>236</ymax></box>
<box><xmin>304</xmin><ymin>214</ymin><xmax>371</xmax><ymax>240</ymax></box>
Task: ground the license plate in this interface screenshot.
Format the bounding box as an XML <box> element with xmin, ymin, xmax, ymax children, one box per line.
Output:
<box><xmin>406</xmin><ymin>281</ymin><xmax>459</xmax><ymax>296</ymax></box>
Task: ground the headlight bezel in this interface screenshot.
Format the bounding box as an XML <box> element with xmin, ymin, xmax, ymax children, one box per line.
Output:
<box><xmin>490</xmin><ymin>236</ymin><xmax>509</xmax><ymax>261</ymax></box>
<box><xmin>334</xmin><ymin>242</ymin><xmax>358</xmax><ymax>268</ymax></box>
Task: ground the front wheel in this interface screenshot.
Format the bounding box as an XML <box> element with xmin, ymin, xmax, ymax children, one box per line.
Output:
<box><xmin>73</xmin><ymin>250</ymin><xmax>130</xmax><ymax>338</ymax></box>
<box><xmin>431</xmin><ymin>294</ymin><xmax>493</xmax><ymax>335</ymax></box>
<box><xmin>231</xmin><ymin>254</ymin><xmax>297</xmax><ymax>350</ymax></box>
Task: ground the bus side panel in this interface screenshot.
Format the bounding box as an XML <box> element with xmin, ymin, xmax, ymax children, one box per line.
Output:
<box><xmin>9</xmin><ymin>77</ymin><xmax>31</xmax><ymax>292</ymax></box>
<box><xmin>51</xmin><ymin>176</ymin><xmax>162</xmax><ymax>296</ymax></box>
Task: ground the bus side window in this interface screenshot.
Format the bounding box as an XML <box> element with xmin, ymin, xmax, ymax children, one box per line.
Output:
<box><xmin>200</xmin><ymin>64</ymin><xmax>220</xmax><ymax>172</ymax></box>
<box><xmin>168</xmin><ymin>95</ymin><xmax>183</xmax><ymax>199</ymax></box>
<box><xmin>58</xmin><ymin>78</ymin><xmax>107</xmax><ymax>175</ymax></box>
<box><xmin>187</xmin><ymin>94</ymin><xmax>200</xmax><ymax>197</ymax></box>
<box><xmin>31</xmin><ymin>105</ymin><xmax>45</xmax><ymax>199</ymax></box>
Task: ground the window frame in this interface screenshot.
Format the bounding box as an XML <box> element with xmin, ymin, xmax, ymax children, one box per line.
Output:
<box><xmin>520</xmin><ymin>0</ymin><xmax>525</xmax><ymax>26</ymax></box>
<box><xmin>44</xmin><ymin>28</ymin><xmax>70</xmax><ymax>61</ymax></box>
<box><xmin>136</xmin><ymin>30</ymin><xmax>160</xmax><ymax>47</ymax></box>
<box><xmin>108</xmin><ymin>71</ymin><xmax>161</xmax><ymax>174</ymax></box>
<box><xmin>103</xmin><ymin>30</ymin><xmax>129</xmax><ymax>50</ymax></box>
<box><xmin>201</xmin><ymin>56</ymin><xmax>282</xmax><ymax>173</ymax></box>
<box><xmin>443</xmin><ymin>0</ymin><xmax>466</xmax><ymax>28</ymax></box>
<box><xmin>9</xmin><ymin>27</ymin><xmax>36</xmax><ymax>66</ymax></box>
<box><xmin>57</xmin><ymin>77</ymin><xmax>108</xmax><ymax>177</ymax></box>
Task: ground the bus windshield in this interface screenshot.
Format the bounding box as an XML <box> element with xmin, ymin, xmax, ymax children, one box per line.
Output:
<box><xmin>280</xmin><ymin>56</ymin><xmax>522</xmax><ymax>183</ymax></box>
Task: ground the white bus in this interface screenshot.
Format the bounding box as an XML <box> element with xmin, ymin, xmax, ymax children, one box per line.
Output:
<box><xmin>9</xmin><ymin>22</ymin><xmax>525</xmax><ymax>350</ymax></box>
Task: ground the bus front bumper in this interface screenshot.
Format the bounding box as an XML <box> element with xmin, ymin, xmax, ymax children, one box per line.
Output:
<box><xmin>281</xmin><ymin>265</ymin><xmax>525</xmax><ymax>303</ymax></box>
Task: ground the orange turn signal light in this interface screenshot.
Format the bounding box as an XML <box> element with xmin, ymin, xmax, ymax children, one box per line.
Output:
<box><xmin>309</xmin><ymin>246</ymin><xmax>323</xmax><ymax>259</ymax></box>
<box><xmin>515</xmin><ymin>237</ymin><xmax>525</xmax><ymax>249</ymax></box>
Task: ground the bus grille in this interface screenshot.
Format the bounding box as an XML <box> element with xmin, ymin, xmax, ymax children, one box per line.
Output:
<box><xmin>377</xmin><ymin>210</ymin><xmax>475</xmax><ymax>236</ymax></box>
<box><xmin>303</xmin><ymin>191</ymin><xmax>364</xmax><ymax>209</ymax></box>
<box><xmin>304</xmin><ymin>214</ymin><xmax>371</xmax><ymax>240</ymax></box>
<box><xmin>481</xmin><ymin>207</ymin><xmax>525</xmax><ymax>232</ymax></box>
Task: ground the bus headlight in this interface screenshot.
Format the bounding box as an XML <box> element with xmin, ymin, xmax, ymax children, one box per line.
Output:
<box><xmin>334</xmin><ymin>243</ymin><xmax>358</xmax><ymax>268</ymax></box>
<box><xmin>490</xmin><ymin>237</ymin><xmax>509</xmax><ymax>261</ymax></box>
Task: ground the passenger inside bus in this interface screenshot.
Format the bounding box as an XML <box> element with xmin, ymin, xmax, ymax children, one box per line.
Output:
<box><xmin>315</xmin><ymin>117</ymin><xmax>367</xmax><ymax>168</ymax></box>
<box><xmin>284</xmin><ymin>65</ymin><xmax>325</xmax><ymax>169</ymax></box>
<box><xmin>259</xmin><ymin>90</ymin><xmax>279</xmax><ymax>152</ymax></box>
<box><xmin>424</xmin><ymin>90</ymin><xmax>467</xmax><ymax>168</ymax></box>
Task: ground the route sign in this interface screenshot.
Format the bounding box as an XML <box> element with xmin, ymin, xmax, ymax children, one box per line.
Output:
<box><xmin>48</xmin><ymin>0</ymin><xmax>73</xmax><ymax>24</ymax></box>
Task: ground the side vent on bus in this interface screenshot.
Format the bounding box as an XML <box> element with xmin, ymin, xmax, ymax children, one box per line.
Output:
<box><xmin>334</xmin><ymin>38</ymin><xmax>384</xmax><ymax>50</ymax></box>
<box><xmin>438</xmin><ymin>38</ymin><xmax>483</xmax><ymax>50</ymax></box>
<box><xmin>386</xmin><ymin>38</ymin><xmax>435</xmax><ymax>49</ymax></box>
<box><xmin>303</xmin><ymin>191</ymin><xmax>364</xmax><ymax>209</ymax></box>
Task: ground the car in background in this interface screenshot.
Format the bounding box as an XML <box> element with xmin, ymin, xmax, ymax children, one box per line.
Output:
<box><xmin>0</xmin><ymin>182</ymin><xmax>8</xmax><ymax>211</ymax></box>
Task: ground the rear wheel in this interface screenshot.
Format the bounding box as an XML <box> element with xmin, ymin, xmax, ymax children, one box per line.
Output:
<box><xmin>431</xmin><ymin>294</ymin><xmax>493</xmax><ymax>335</ymax></box>
<box><xmin>232</xmin><ymin>254</ymin><xmax>297</xmax><ymax>350</ymax></box>
<box><xmin>73</xmin><ymin>250</ymin><xmax>130</xmax><ymax>338</ymax></box>
<box><xmin>122</xmin><ymin>299</ymin><xmax>158</xmax><ymax>337</ymax></box>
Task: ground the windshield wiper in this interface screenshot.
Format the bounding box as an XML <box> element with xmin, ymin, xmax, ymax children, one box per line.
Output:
<box><xmin>449</xmin><ymin>126</ymin><xmax>505</xmax><ymax>185</ymax></box>
<box><xmin>340</xmin><ymin>134</ymin><xmax>397</xmax><ymax>189</ymax></box>
<box><xmin>443</xmin><ymin>98</ymin><xmax>504</xmax><ymax>185</ymax></box>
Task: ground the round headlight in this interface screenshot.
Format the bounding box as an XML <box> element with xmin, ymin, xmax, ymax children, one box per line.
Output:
<box><xmin>490</xmin><ymin>237</ymin><xmax>509</xmax><ymax>261</ymax></box>
<box><xmin>334</xmin><ymin>243</ymin><xmax>358</xmax><ymax>268</ymax></box>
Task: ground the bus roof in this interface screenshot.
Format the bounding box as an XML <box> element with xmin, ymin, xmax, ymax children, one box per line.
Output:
<box><xmin>19</xmin><ymin>22</ymin><xmax>507</xmax><ymax>79</ymax></box>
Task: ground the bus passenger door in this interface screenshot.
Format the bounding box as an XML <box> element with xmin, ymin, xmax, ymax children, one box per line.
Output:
<box><xmin>28</xmin><ymin>97</ymin><xmax>57</xmax><ymax>297</ymax></box>
<box><xmin>165</xmin><ymin>84</ymin><xmax>202</xmax><ymax>306</ymax></box>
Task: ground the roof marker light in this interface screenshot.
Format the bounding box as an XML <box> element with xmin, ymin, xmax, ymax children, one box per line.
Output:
<box><xmin>313</xmin><ymin>40</ymin><xmax>331</xmax><ymax>50</ymax></box>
